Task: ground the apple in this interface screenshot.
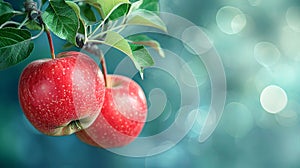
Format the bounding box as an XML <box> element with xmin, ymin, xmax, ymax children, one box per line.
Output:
<box><xmin>76</xmin><ymin>75</ymin><xmax>147</xmax><ymax>148</ymax></box>
<box><xmin>18</xmin><ymin>51</ymin><xmax>105</xmax><ymax>136</ymax></box>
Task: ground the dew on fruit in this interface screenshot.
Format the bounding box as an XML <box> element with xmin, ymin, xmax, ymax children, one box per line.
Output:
<box><xmin>254</xmin><ymin>42</ymin><xmax>281</xmax><ymax>67</ymax></box>
<box><xmin>260</xmin><ymin>85</ymin><xmax>288</xmax><ymax>114</ymax></box>
<box><xmin>216</xmin><ymin>6</ymin><xmax>247</xmax><ymax>34</ymax></box>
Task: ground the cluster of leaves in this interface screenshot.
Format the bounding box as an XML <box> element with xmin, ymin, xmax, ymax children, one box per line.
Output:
<box><xmin>0</xmin><ymin>0</ymin><xmax>166</xmax><ymax>77</ymax></box>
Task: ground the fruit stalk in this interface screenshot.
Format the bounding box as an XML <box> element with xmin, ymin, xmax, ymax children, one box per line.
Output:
<box><xmin>24</xmin><ymin>0</ymin><xmax>56</xmax><ymax>59</ymax></box>
<box><xmin>44</xmin><ymin>26</ymin><xmax>56</xmax><ymax>59</ymax></box>
<box><xmin>80</xmin><ymin>40</ymin><xmax>108</xmax><ymax>86</ymax></box>
<box><xmin>37</xmin><ymin>16</ymin><xmax>55</xmax><ymax>59</ymax></box>
<box><xmin>100</xmin><ymin>52</ymin><xmax>107</xmax><ymax>87</ymax></box>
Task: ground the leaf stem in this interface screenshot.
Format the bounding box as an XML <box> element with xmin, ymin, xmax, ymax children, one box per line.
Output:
<box><xmin>13</xmin><ymin>11</ymin><xmax>25</xmax><ymax>15</ymax></box>
<box><xmin>88</xmin><ymin>3</ymin><xmax>125</xmax><ymax>39</ymax></box>
<box><xmin>31</xmin><ymin>24</ymin><xmax>45</xmax><ymax>40</ymax></box>
<box><xmin>0</xmin><ymin>21</ymin><xmax>20</xmax><ymax>29</ymax></box>
<box><xmin>90</xmin><ymin>24</ymin><xmax>126</xmax><ymax>40</ymax></box>
<box><xmin>17</xmin><ymin>17</ymin><xmax>29</xmax><ymax>29</ymax></box>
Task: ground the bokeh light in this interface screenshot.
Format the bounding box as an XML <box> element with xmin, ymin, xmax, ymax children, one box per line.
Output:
<box><xmin>254</xmin><ymin>42</ymin><xmax>281</xmax><ymax>67</ymax></box>
<box><xmin>260</xmin><ymin>85</ymin><xmax>288</xmax><ymax>114</ymax></box>
<box><xmin>286</xmin><ymin>6</ymin><xmax>300</xmax><ymax>32</ymax></box>
<box><xmin>216</xmin><ymin>6</ymin><xmax>247</xmax><ymax>34</ymax></box>
<box><xmin>248</xmin><ymin>0</ymin><xmax>262</xmax><ymax>6</ymax></box>
<box><xmin>279</xmin><ymin>26</ymin><xmax>300</xmax><ymax>61</ymax></box>
<box><xmin>182</xmin><ymin>26</ymin><xmax>213</xmax><ymax>54</ymax></box>
<box><xmin>221</xmin><ymin>102</ymin><xmax>254</xmax><ymax>138</ymax></box>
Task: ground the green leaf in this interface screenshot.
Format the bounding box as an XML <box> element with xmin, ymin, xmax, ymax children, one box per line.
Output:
<box><xmin>0</xmin><ymin>28</ymin><xmax>34</xmax><ymax>70</ymax></box>
<box><xmin>42</xmin><ymin>0</ymin><xmax>48</xmax><ymax>5</ymax></box>
<box><xmin>84</xmin><ymin>0</ymin><xmax>130</xmax><ymax>20</ymax></box>
<box><xmin>97</xmin><ymin>0</ymin><xmax>130</xmax><ymax>17</ymax></box>
<box><xmin>0</xmin><ymin>1</ymin><xmax>15</xmax><ymax>25</ymax></box>
<box><xmin>102</xmin><ymin>31</ymin><xmax>151</xmax><ymax>77</ymax></box>
<box><xmin>109</xmin><ymin>3</ymin><xmax>131</xmax><ymax>20</ymax></box>
<box><xmin>42</xmin><ymin>0</ymin><xmax>79</xmax><ymax>45</ymax></box>
<box><xmin>78</xmin><ymin>3</ymin><xmax>97</xmax><ymax>24</ymax></box>
<box><xmin>83</xmin><ymin>0</ymin><xmax>104</xmax><ymax>20</ymax></box>
<box><xmin>127</xmin><ymin>34</ymin><xmax>164</xmax><ymax>57</ymax></box>
<box><xmin>65</xmin><ymin>1</ymin><xmax>85</xmax><ymax>35</ymax></box>
<box><xmin>140</xmin><ymin>0</ymin><xmax>159</xmax><ymax>12</ymax></box>
<box><xmin>127</xmin><ymin>0</ymin><xmax>143</xmax><ymax>16</ymax></box>
<box><xmin>25</xmin><ymin>20</ymin><xmax>42</xmax><ymax>30</ymax></box>
<box><xmin>126</xmin><ymin>9</ymin><xmax>167</xmax><ymax>32</ymax></box>
<box><xmin>103</xmin><ymin>30</ymin><xmax>133</xmax><ymax>58</ymax></box>
<box><xmin>129</xmin><ymin>43</ymin><xmax>154</xmax><ymax>78</ymax></box>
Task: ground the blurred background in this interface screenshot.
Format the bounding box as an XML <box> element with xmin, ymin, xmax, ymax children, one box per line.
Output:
<box><xmin>1</xmin><ymin>0</ymin><xmax>300</xmax><ymax>167</ymax></box>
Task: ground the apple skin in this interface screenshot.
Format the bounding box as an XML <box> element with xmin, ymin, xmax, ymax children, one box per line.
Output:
<box><xmin>18</xmin><ymin>51</ymin><xmax>105</xmax><ymax>136</ymax></box>
<box><xmin>76</xmin><ymin>75</ymin><xmax>147</xmax><ymax>148</ymax></box>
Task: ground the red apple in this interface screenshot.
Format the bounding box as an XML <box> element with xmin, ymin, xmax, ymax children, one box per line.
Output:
<box><xmin>18</xmin><ymin>51</ymin><xmax>105</xmax><ymax>136</ymax></box>
<box><xmin>76</xmin><ymin>75</ymin><xmax>147</xmax><ymax>148</ymax></box>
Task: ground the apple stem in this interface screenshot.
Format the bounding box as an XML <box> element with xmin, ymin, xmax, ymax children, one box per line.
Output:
<box><xmin>45</xmin><ymin>26</ymin><xmax>56</xmax><ymax>59</ymax></box>
<box><xmin>100</xmin><ymin>51</ymin><xmax>108</xmax><ymax>87</ymax></box>
<box><xmin>24</xmin><ymin>0</ymin><xmax>56</xmax><ymax>59</ymax></box>
<box><xmin>81</xmin><ymin>40</ymin><xmax>108</xmax><ymax>86</ymax></box>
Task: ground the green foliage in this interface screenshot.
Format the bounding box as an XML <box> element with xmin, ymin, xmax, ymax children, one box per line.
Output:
<box><xmin>130</xmin><ymin>43</ymin><xmax>154</xmax><ymax>78</ymax></box>
<box><xmin>65</xmin><ymin>1</ymin><xmax>86</xmax><ymax>35</ymax></box>
<box><xmin>42</xmin><ymin>0</ymin><xmax>79</xmax><ymax>45</ymax></box>
<box><xmin>140</xmin><ymin>0</ymin><xmax>159</xmax><ymax>12</ymax></box>
<box><xmin>0</xmin><ymin>1</ymin><xmax>15</xmax><ymax>25</ymax></box>
<box><xmin>0</xmin><ymin>28</ymin><xmax>33</xmax><ymax>70</ymax></box>
<box><xmin>41</xmin><ymin>0</ymin><xmax>48</xmax><ymax>5</ymax></box>
<box><xmin>25</xmin><ymin>20</ymin><xmax>42</xmax><ymax>30</ymax></box>
<box><xmin>127</xmin><ymin>9</ymin><xmax>167</xmax><ymax>32</ymax></box>
<box><xmin>102</xmin><ymin>31</ymin><xmax>154</xmax><ymax>77</ymax></box>
<box><xmin>127</xmin><ymin>34</ymin><xmax>164</xmax><ymax>57</ymax></box>
<box><xmin>109</xmin><ymin>3</ymin><xmax>131</xmax><ymax>20</ymax></box>
<box><xmin>78</xmin><ymin>3</ymin><xmax>97</xmax><ymax>24</ymax></box>
<box><xmin>0</xmin><ymin>0</ymin><xmax>165</xmax><ymax>74</ymax></box>
<box><xmin>96</xmin><ymin>0</ymin><xmax>130</xmax><ymax>17</ymax></box>
<box><xmin>103</xmin><ymin>30</ymin><xmax>133</xmax><ymax>58</ymax></box>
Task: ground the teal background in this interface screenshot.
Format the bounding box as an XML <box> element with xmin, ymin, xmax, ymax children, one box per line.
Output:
<box><xmin>1</xmin><ymin>0</ymin><xmax>300</xmax><ymax>167</ymax></box>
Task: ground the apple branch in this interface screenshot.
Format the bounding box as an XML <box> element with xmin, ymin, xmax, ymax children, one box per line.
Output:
<box><xmin>24</xmin><ymin>0</ymin><xmax>56</xmax><ymax>59</ymax></box>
